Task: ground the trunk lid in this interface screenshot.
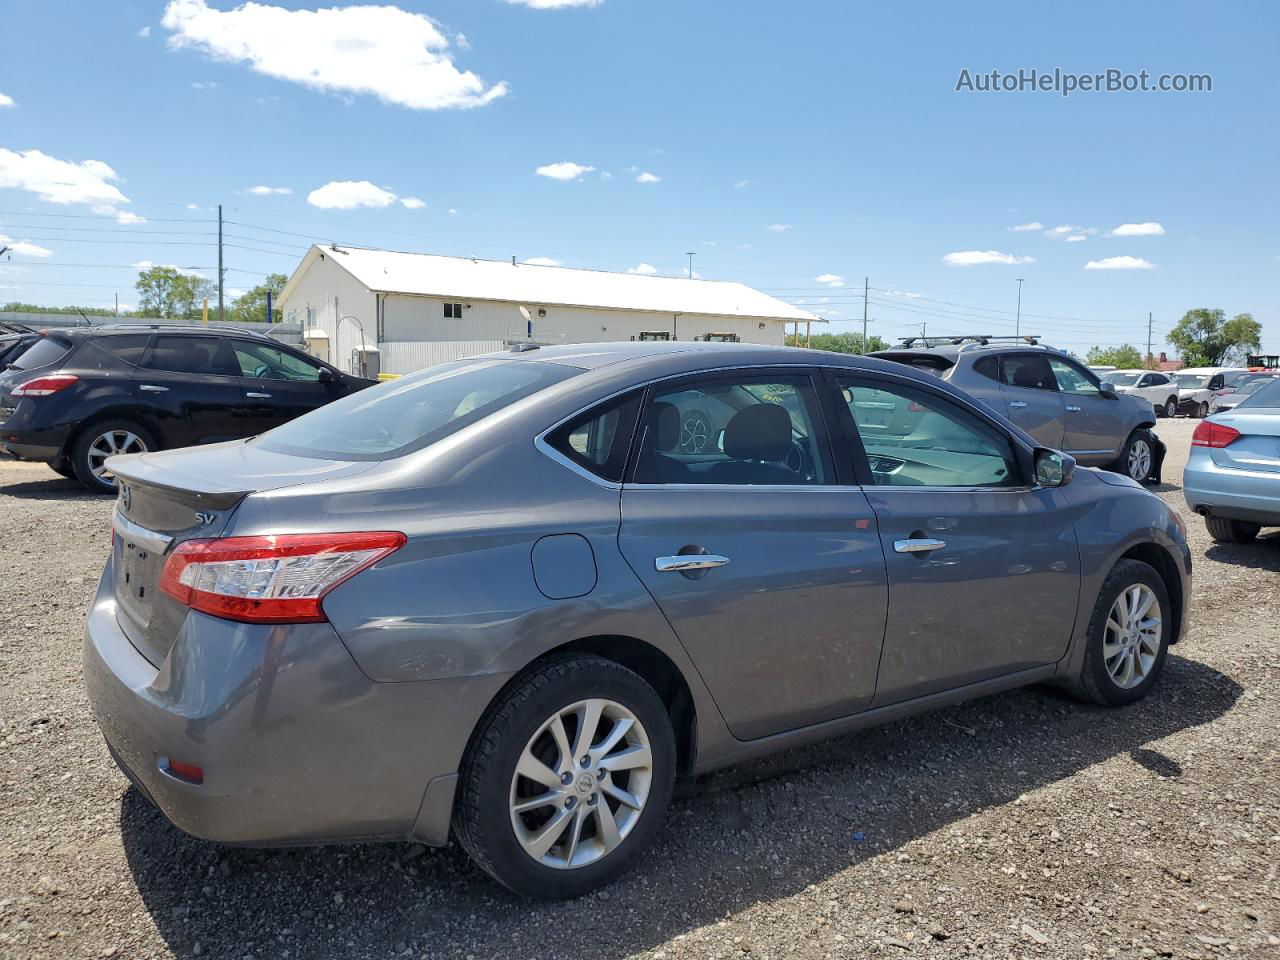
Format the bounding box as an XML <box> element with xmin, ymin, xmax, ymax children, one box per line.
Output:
<box><xmin>1212</xmin><ymin>410</ymin><xmax>1280</xmax><ymax>475</ymax></box>
<box><xmin>109</xmin><ymin>440</ymin><xmax>378</xmax><ymax>666</ymax></box>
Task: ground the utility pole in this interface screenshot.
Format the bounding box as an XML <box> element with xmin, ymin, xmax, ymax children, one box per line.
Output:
<box><xmin>1015</xmin><ymin>278</ymin><xmax>1025</xmax><ymax>337</ymax></box>
<box><xmin>217</xmin><ymin>203</ymin><xmax>225</xmax><ymax>322</ymax></box>
<box><xmin>862</xmin><ymin>276</ymin><xmax>869</xmax><ymax>352</ymax></box>
<box><xmin>1146</xmin><ymin>311</ymin><xmax>1154</xmax><ymax>367</ymax></box>
<box><xmin>685</xmin><ymin>252</ymin><xmax>695</xmax><ymax>279</ymax></box>
<box><xmin>114</xmin><ymin>292</ymin><xmax>118</xmax><ymax>317</ymax></box>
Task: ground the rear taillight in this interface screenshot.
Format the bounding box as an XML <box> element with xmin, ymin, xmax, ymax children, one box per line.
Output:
<box><xmin>159</xmin><ymin>532</ymin><xmax>406</xmax><ymax>623</ymax></box>
<box><xmin>11</xmin><ymin>374</ymin><xmax>78</xmax><ymax>397</ymax></box>
<box><xmin>1191</xmin><ymin>421</ymin><xmax>1241</xmax><ymax>448</ymax></box>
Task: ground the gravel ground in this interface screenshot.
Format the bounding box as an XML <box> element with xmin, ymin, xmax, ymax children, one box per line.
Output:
<box><xmin>1</xmin><ymin>417</ymin><xmax>1278</xmax><ymax>960</ymax></box>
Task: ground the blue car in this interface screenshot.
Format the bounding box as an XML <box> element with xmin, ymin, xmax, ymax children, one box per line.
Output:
<box><xmin>1184</xmin><ymin>376</ymin><xmax>1280</xmax><ymax>542</ymax></box>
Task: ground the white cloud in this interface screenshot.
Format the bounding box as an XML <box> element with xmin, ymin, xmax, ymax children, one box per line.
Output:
<box><xmin>536</xmin><ymin>161</ymin><xmax>595</xmax><ymax>181</ymax></box>
<box><xmin>1066</xmin><ymin>234</ymin><xmax>1088</xmax><ymax>243</ymax></box>
<box><xmin>701</xmin><ymin>240</ymin><xmax>717</xmax><ymax>247</ymax></box>
<box><xmin>0</xmin><ymin>235</ymin><xmax>53</xmax><ymax>257</ymax></box>
<box><xmin>635</xmin><ymin>171</ymin><xmax>661</xmax><ymax>184</ymax></box>
<box><xmin>815</xmin><ymin>273</ymin><xmax>844</xmax><ymax>287</ymax></box>
<box><xmin>1084</xmin><ymin>255</ymin><xmax>1156</xmax><ymax>270</ymax></box>
<box><xmin>399</xmin><ymin>196</ymin><xmax>426</xmax><ymax>209</ymax></box>
<box><xmin>599</xmin><ymin>171</ymin><xmax>614</xmax><ymax>181</ymax></box>
<box><xmin>504</xmin><ymin>0</ymin><xmax>603</xmax><ymax>7</ymax></box>
<box><xmin>733</xmin><ymin>179</ymin><xmax>750</xmax><ymax>189</ymax></box>
<box><xmin>191</xmin><ymin>80</ymin><xmax>218</xmax><ymax>90</ymax></box>
<box><xmin>247</xmin><ymin>184</ymin><xmax>291</xmax><ymax>195</ymax></box>
<box><xmin>454</xmin><ymin>32</ymin><xmax>470</xmax><ymax>50</ymax></box>
<box><xmin>185</xmin><ymin>202</ymin><xmax>201</xmax><ymax>210</ymax></box>
<box><xmin>883</xmin><ymin>289</ymin><xmax>922</xmax><ymax>299</ymax></box>
<box><xmin>1008</xmin><ymin>221</ymin><xmax>1043</xmax><ymax>232</ymax></box>
<box><xmin>227</xmin><ymin>287</ymin><xmax>247</xmax><ymax>298</ymax></box>
<box><xmin>942</xmin><ymin>250</ymin><xmax>1035</xmax><ymax>266</ymax></box>
<box><xmin>113</xmin><ymin>210</ymin><xmax>148</xmax><ymax>225</ymax></box>
<box><xmin>0</xmin><ymin>93</ymin><xmax>14</xmax><ymax>109</ymax></box>
<box><xmin>161</xmin><ymin>0</ymin><xmax>507</xmax><ymax>110</ymax></box>
<box><xmin>1109</xmin><ymin>221</ymin><xmax>1166</xmax><ymax>237</ymax></box>
<box><xmin>137</xmin><ymin>26</ymin><xmax>151</xmax><ymax>37</ymax></box>
<box><xmin>447</xmin><ymin>207</ymin><xmax>459</xmax><ymax>215</ymax></box>
<box><xmin>522</xmin><ymin>257</ymin><xmax>561</xmax><ymax>267</ymax></box>
<box><xmin>627</xmin><ymin>262</ymin><xmax>658</xmax><ymax>275</ymax></box>
<box><xmin>0</xmin><ymin>148</ymin><xmax>131</xmax><ymax>208</ymax></box>
<box><xmin>307</xmin><ymin>179</ymin><xmax>397</xmax><ymax>209</ymax></box>
<box><xmin>767</xmin><ymin>223</ymin><xmax>792</xmax><ymax>232</ymax></box>
<box><xmin>132</xmin><ymin>260</ymin><xmax>206</xmax><ymax>278</ymax></box>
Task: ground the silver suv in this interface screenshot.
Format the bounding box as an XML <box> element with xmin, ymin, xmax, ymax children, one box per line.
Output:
<box><xmin>873</xmin><ymin>336</ymin><xmax>1161</xmax><ymax>481</ymax></box>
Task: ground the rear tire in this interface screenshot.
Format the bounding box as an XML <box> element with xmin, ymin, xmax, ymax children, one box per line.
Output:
<box><xmin>1068</xmin><ymin>559</ymin><xmax>1171</xmax><ymax>707</ymax></box>
<box><xmin>70</xmin><ymin>420</ymin><xmax>155</xmax><ymax>494</ymax></box>
<box><xmin>50</xmin><ymin>461</ymin><xmax>75</xmax><ymax>479</ymax></box>
<box><xmin>455</xmin><ymin>654</ymin><xmax>676</xmax><ymax>899</ymax></box>
<box><xmin>1113</xmin><ymin>429</ymin><xmax>1155</xmax><ymax>483</ymax></box>
<box><xmin>1205</xmin><ymin>516</ymin><xmax>1260</xmax><ymax>543</ymax></box>
<box><xmin>1163</xmin><ymin>397</ymin><xmax>1178</xmax><ymax>418</ymax></box>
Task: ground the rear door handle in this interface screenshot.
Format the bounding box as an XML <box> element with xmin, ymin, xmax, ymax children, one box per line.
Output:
<box><xmin>139</xmin><ymin>384</ymin><xmax>169</xmax><ymax>393</ymax></box>
<box><xmin>894</xmin><ymin>538</ymin><xmax>946</xmax><ymax>554</ymax></box>
<box><xmin>1065</xmin><ymin>404</ymin><xmax>1082</xmax><ymax>412</ymax></box>
<box><xmin>1008</xmin><ymin>400</ymin><xmax>1027</xmax><ymax>409</ymax></box>
<box><xmin>246</xmin><ymin>392</ymin><xmax>273</xmax><ymax>399</ymax></box>
<box><xmin>655</xmin><ymin>554</ymin><xmax>730</xmax><ymax>572</ymax></box>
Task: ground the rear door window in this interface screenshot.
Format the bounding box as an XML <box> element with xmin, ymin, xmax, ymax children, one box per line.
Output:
<box><xmin>256</xmin><ymin>358</ymin><xmax>579</xmax><ymax>461</ymax></box>
<box><xmin>1001</xmin><ymin>354</ymin><xmax>1058</xmax><ymax>391</ymax></box>
<box><xmin>77</xmin><ymin>335</ymin><xmax>151</xmax><ymax>371</ymax></box>
<box><xmin>973</xmin><ymin>356</ymin><xmax>1001</xmax><ymax>382</ymax></box>
<box><xmin>9</xmin><ymin>336</ymin><xmax>71</xmax><ymax>370</ymax></box>
<box><xmin>143</xmin><ymin>336</ymin><xmax>240</xmax><ymax>377</ymax></box>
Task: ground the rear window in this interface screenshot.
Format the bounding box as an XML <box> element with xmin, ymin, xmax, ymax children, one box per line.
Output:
<box><xmin>255</xmin><ymin>358</ymin><xmax>579</xmax><ymax>461</ymax></box>
<box><xmin>9</xmin><ymin>336</ymin><xmax>71</xmax><ymax>370</ymax></box>
<box><xmin>1239</xmin><ymin>377</ymin><xmax>1280</xmax><ymax>409</ymax></box>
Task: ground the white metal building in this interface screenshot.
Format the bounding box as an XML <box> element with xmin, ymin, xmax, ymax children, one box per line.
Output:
<box><xmin>276</xmin><ymin>245</ymin><xmax>818</xmax><ymax>376</ymax></box>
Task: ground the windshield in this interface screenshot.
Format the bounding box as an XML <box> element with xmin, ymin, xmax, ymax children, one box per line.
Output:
<box><xmin>9</xmin><ymin>336</ymin><xmax>71</xmax><ymax>371</ymax></box>
<box><xmin>1238</xmin><ymin>378</ymin><xmax>1280</xmax><ymax>407</ymax></box>
<box><xmin>1107</xmin><ymin>372</ymin><xmax>1143</xmax><ymax>386</ymax></box>
<box><xmin>1176</xmin><ymin>374</ymin><xmax>1211</xmax><ymax>388</ymax></box>
<box><xmin>254</xmin><ymin>358</ymin><xmax>579</xmax><ymax>461</ymax></box>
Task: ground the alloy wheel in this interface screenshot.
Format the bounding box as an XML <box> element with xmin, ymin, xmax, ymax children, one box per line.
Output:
<box><xmin>1103</xmin><ymin>584</ymin><xmax>1162</xmax><ymax>689</ymax></box>
<box><xmin>509</xmin><ymin>698</ymin><xmax>653</xmax><ymax>870</ymax></box>
<box><xmin>1164</xmin><ymin>399</ymin><xmax>1177</xmax><ymax>418</ymax></box>
<box><xmin>87</xmin><ymin>430</ymin><xmax>147</xmax><ymax>485</ymax></box>
<box><xmin>1127</xmin><ymin>439</ymin><xmax>1152</xmax><ymax>481</ymax></box>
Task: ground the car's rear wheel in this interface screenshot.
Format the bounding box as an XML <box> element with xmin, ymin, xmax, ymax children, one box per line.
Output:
<box><xmin>1069</xmin><ymin>559</ymin><xmax>1171</xmax><ymax>706</ymax></box>
<box><xmin>1205</xmin><ymin>516</ymin><xmax>1260</xmax><ymax>543</ymax></box>
<box><xmin>1163</xmin><ymin>397</ymin><xmax>1178</xmax><ymax>418</ymax></box>
<box><xmin>455</xmin><ymin>654</ymin><xmax>676</xmax><ymax>898</ymax></box>
<box><xmin>1114</xmin><ymin>429</ymin><xmax>1154</xmax><ymax>482</ymax></box>
<box><xmin>70</xmin><ymin>420</ymin><xmax>155</xmax><ymax>494</ymax></box>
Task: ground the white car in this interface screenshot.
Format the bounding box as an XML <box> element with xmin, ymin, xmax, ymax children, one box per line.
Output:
<box><xmin>1105</xmin><ymin>369</ymin><xmax>1181</xmax><ymax>418</ymax></box>
<box><xmin>1175</xmin><ymin>367</ymin><xmax>1251</xmax><ymax>418</ymax></box>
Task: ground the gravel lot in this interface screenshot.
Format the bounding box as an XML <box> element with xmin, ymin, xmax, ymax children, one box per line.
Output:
<box><xmin>2</xmin><ymin>417</ymin><xmax>1277</xmax><ymax>960</ymax></box>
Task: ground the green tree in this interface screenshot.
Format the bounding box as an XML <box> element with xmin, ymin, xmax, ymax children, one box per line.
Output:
<box><xmin>229</xmin><ymin>273</ymin><xmax>288</xmax><ymax>325</ymax></box>
<box><xmin>1168</xmin><ymin>309</ymin><xmax>1261</xmax><ymax>367</ymax></box>
<box><xmin>788</xmin><ymin>331</ymin><xmax>889</xmax><ymax>354</ymax></box>
<box><xmin>1085</xmin><ymin>344</ymin><xmax>1144</xmax><ymax>369</ymax></box>
<box><xmin>135</xmin><ymin>266</ymin><xmax>213</xmax><ymax>320</ymax></box>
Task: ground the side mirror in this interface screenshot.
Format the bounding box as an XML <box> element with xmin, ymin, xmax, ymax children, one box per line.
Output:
<box><xmin>1034</xmin><ymin>449</ymin><xmax>1075</xmax><ymax>487</ymax></box>
<box><xmin>1098</xmin><ymin>381</ymin><xmax>1117</xmax><ymax>399</ymax></box>
<box><xmin>318</xmin><ymin>367</ymin><xmax>334</xmax><ymax>384</ymax></box>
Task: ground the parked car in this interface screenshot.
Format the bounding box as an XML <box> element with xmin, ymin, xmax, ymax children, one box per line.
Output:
<box><xmin>870</xmin><ymin>337</ymin><xmax>1161</xmax><ymax>482</ymax></box>
<box><xmin>1185</xmin><ymin>375</ymin><xmax>1280</xmax><ymax>542</ymax></box>
<box><xmin>1102</xmin><ymin>370</ymin><xmax>1181</xmax><ymax>418</ymax></box>
<box><xmin>1174</xmin><ymin>367</ymin><xmax>1251</xmax><ymax>418</ymax></box>
<box><xmin>84</xmin><ymin>342</ymin><xmax>1191</xmax><ymax>898</ymax></box>
<box><xmin>0</xmin><ymin>324</ymin><xmax>374</xmax><ymax>492</ymax></box>
<box><xmin>1207</xmin><ymin>373</ymin><xmax>1280</xmax><ymax>414</ymax></box>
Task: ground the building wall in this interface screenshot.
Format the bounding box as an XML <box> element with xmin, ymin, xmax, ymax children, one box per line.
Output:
<box><xmin>379</xmin><ymin>294</ymin><xmax>785</xmax><ymax>349</ymax></box>
<box><xmin>279</xmin><ymin>253</ymin><xmax>377</xmax><ymax>374</ymax></box>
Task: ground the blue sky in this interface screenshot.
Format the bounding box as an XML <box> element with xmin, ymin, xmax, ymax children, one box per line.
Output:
<box><xmin>0</xmin><ymin>0</ymin><xmax>1276</xmax><ymax>357</ymax></box>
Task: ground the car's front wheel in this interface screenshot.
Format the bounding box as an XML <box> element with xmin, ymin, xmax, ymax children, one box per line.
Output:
<box><xmin>1069</xmin><ymin>559</ymin><xmax>1171</xmax><ymax>706</ymax></box>
<box><xmin>455</xmin><ymin>655</ymin><xmax>676</xmax><ymax>898</ymax></box>
<box><xmin>1163</xmin><ymin>397</ymin><xmax>1178</xmax><ymax>418</ymax></box>
<box><xmin>1205</xmin><ymin>516</ymin><xmax>1260</xmax><ymax>543</ymax></box>
<box><xmin>1115</xmin><ymin>429</ymin><xmax>1155</xmax><ymax>482</ymax></box>
<box><xmin>70</xmin><ymin>420</ymin><xmax>155</xmax><ymax>494</ymax></box>
<box><xmin>1197</xmin><ymin>401</ymin><xmax>1210</xmax><ymax>418</ymax></box>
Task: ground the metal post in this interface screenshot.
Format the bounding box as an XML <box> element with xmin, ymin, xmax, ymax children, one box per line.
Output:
<box><xmin>805</xmin><ymin>319</ymin><xmax>811</xmax><ymax>348</ymax></box>
<box><xmin>1146</xmin><ymin>311</ymin><xmax>1153</xmax><ymax>367</ymax></box>
<box><xmin>862</xmin><ymin>276</ymin><xmax>869</xmax><ymax>352</ymax></box>
<box><xmin>1015</xmin><ymin>278</ymin><xmax>1024</xmax><ymax>337</ymax></box>
<box><xmin>686</xmin><ymin>252</ymin><xmax>695</xmax><ymax>278</ymax></box>
<box><xmin>217</xmin><ymin>204</ymin><xmax>225</xmax><ymax>322</ymax></box>
<box><xmin>266</xmin><ymin>290</ymin><xmax>273</xmax><ymax>324</ymax></box>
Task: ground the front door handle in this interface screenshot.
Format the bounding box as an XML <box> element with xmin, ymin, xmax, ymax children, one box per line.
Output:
<box><xmin>655</xmin><ymin>554</ymin><xmax>730</xmax><ymax>572</ymax></box>
<box><xmin>139</xmin><ymin>384</ymin><xmax>169</xmax><ymax>393</ymax></box>
<box><xmin>246</xmin><ymin>392</ymin><xmax>273</xmax><ymax>399</ymax></box>
<box><xmin>1008</xmin><ymin>400</ymin><xmax>1028</xmax><ymax>409</ymax></box>
<box><xmin>894</xmin><ymin>538</ymin><xmax>946</xmax><ymax>554</ymax></box>
<box><xmin>1065</xmin><ymin>404</ymin><xmax>1082</xmax><ymax>412</ymax></box>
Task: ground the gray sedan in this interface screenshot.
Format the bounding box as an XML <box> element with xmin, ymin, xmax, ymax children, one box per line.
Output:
<box><xmin>84</xmin><ymin>343</ymin><xmax>1191</xmax><ymax>898</ymax></box>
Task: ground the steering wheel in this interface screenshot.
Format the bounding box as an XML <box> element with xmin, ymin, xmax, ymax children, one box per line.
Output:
<box><xmin>785</xmin><ymin>438</ymin><xmax>814</xmax><ymax>479</ymax></box>
<box><xmin>252</xmin><ymin>364</ymin><xmax>271</xmax><ymax>379</ymax></box>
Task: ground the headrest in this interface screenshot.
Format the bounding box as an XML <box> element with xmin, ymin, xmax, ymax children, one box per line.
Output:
<box><xmin>1012</xmin><ymin>364</ymin><xmax>1045</xmax><ymax>389</ymax></box>
<box><xmin>722</xmin><ymin>403</ymin><xmax>792</xmax><ymax>461</ymax></box>
<box><xmin>651</xmin><ymin>401</ymin><xmax>680</xmax><ymax>452</ymax></box>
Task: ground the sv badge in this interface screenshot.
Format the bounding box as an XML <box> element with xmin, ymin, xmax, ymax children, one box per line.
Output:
<box><xmin>195</xmin><ymin>512</ymin><xmax>217</xmax><ymax>526</ymax></box>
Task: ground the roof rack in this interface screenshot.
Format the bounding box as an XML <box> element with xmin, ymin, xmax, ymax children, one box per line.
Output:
<box><xmin>897</xmin><ymin>334</ymin><xmax>1041</xmax><ymax>348</ymax></box>
<box><xmin>98</xmin><ymin>322</ymin><xmax>272</xmax><ymax>338</ymax></box>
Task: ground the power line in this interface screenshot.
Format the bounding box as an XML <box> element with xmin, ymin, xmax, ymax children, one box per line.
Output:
<box><xmin>0</xmin><ymin>209</ymin><xmax>213</xmax><ymax>223</ymax></box>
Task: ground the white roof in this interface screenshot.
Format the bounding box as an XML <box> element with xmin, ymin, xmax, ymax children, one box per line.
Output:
<box><xmin>284</xmin><ymin>245</ymin><xmax>818</xmax><ymax>323</ymax></box>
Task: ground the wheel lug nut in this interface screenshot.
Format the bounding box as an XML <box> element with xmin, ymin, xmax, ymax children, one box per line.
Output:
<box><xmin>560</xmin><ymin>772</ymin><xmax>573</xmax><ymax>786</ymax></box>
<box><xmin>564</xmin><ymin>796</ymin><xmax>576</xmax><ymax>809</ymax></box>
<box><xmin>598</xmin><ymin>769</ymin><xmax>607</xmax><ymax>779</ymax></box>
<box><xmin>580</xmin><ymin>756</ymin><xmax>591</xmax><ymax>768</ymax></box>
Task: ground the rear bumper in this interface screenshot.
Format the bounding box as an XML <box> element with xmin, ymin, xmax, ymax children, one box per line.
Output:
<box><xmin>0</xmin><ymin>421</ymin><xmax>69</xmax><ymax>462</ymax></box>
<box><xmin>1184</xmin><ymin>454</ymin><xmax>1280</xmax><ymax>526</ymax></box>
<box><xmin>82</xmin><ymin>563</ymin><xmax>511</xmax><ymax>847</ymax></box>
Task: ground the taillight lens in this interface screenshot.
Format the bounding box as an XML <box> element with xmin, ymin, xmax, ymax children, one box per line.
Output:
<box><xmin>12</xmin><ymin>374</ymin><xmax>79</xmax><ymax>397</ymax></box>
<box><xmin>1191</xmin><ymin>421</ymin><xmax>1241</xmax><ymax>448</ymax></box>
<box><xmin>159</xmin><ymin>532</ymin><xmax>406</xmax><ymax>623</ymax></box>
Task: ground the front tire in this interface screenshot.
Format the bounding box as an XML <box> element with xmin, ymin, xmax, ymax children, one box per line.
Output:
<box><xmin>1114</xmin><ymin>429</ymin><xmax>1155</xmax><ymax>483</ymax></box>
<box><xmin>1163</xmin><ymin>397</ymin><xmax>1178</xmax><ymax>418</ymax></box>
<box><xmin>1069</xmin><ymin>559</ymin><xmax>1171</xmax><ymax>707</ymax></box>
<box><xmin>1205</xmin><ymin>516</ymin><xmax>1260</xmax><ymax>543</ymax></box>
<box><xmin>70</xmin><ymin>420</ymin><xmax>154</xmax><ymax>494</ymax></box>
<box><xmin>455</xmin><ymin>655</ymin><xmax>676</xmax><ymax>899</ymax></box>
<box><xmin>1196</xmin><ymin>401</ymin><xmax>1210</xmax><ymax>419</ymax></box>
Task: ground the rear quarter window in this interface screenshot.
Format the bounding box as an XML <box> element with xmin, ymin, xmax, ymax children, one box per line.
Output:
<box><xmin>9</xmin><ymin>336</ymin><xmax>71</xmax><ymax>370</ymax></box>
